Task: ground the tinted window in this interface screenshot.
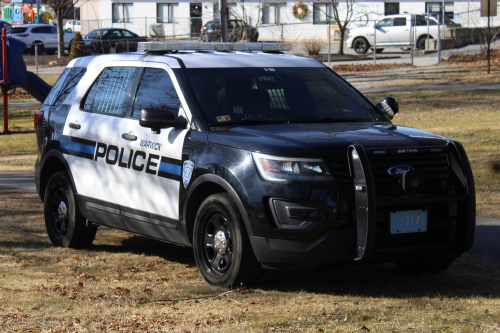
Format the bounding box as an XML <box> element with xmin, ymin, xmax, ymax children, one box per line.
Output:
<box><xmin>111</xmin><ymin>30</ymin><xmax>123</xmax><ymax>38</ymax></box>
<box><xmin>50</xmin><ymin>26</ymin><xmax>57</xmax><ymax>33</ymax></box>
<box><xmin>186</xmin><ymin>68</ymin><xmax>382</xmax><ymax>124</ymax></box>
<box><xmin>393</xmin><ymin>17</ymin><xmax>407</xmax><ymax>26</ymax></box>
<box><xmin>31</xmin><ymin>27</ymin><xmax>44</xmax><ymax>33</ymax></box>
<box><xmin>7</xmin><ymin>27</ymin><xmax>27</xmax><ymax>33</ymax></box>
<box><xmin>122</xmin><ymin>30</ymin><xmax>136</xmax><ymax>37</ymax></box>
<box><xmin>43</xmin><ymin>69</ymin><xmax>71</xmax><ymax>106</ymax></box>
<box><xmin>44</xmin><ymin>68</ymin><xmax>87</xmax><ymax>106</ymax></box>
<box><xmin>132</xmin><ymin>68</ymin><xmax>181</xmax><ymax>118</ymax></box>
<box><xmin>83</xmin><ymin>67</ymin><xmax>136</xmax><ymax>116</ymax></box>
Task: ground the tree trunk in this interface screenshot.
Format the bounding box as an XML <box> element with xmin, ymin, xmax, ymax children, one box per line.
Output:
<box><xmin>338</xmin><ymin>28</ymin><xmax>345</xmax><ymax>55</ymax></box>
<box><xmin>57</xmin><ymin>9</ymin><xmax>64</xmax><ymax>58</ymax></box>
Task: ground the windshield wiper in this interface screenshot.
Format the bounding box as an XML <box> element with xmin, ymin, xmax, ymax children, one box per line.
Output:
<box><xmin>209</xmin><ymin>119</ymin><xmax>287</xmax><ymax>127</ymax></box>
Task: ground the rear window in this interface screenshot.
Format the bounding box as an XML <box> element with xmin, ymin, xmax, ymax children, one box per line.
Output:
<box><xmin>7</xmin><ymin>27</ymin><xmax>27</xmax><ymax>33</ymax></box>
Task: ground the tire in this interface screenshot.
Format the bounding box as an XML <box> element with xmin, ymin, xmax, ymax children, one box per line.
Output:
<box><xmin>397</xmin><ymin>256</ymin><xmax>455</xmax><ymax>274</ymax></box>
<box><xmin>31</xmin><ymin>42</ymin><xmax>44</xmax><ymax>55</ymax></box>
<box><xmin>193</xmin><ymin>193</ymin><xmax>262</xmax><ymax>287</ymax></box>
<box><xmin>353</xmin><ymin>37</ymin><xmax>369</xmax><ymax>54</ymax></box>
<box><xmin>67</xmin><ymin>28</ymin><xmax>72</xmax><ymax>33</ymax></box>
<box><xmin>417</xmin><ymin>37</ymin><xmax>427</xmax><ymax>50</ymax></box>
<box><xmin>44</xmin><ymin>171</ymin><xmax>97</xmax><ymax>248</ymax></box>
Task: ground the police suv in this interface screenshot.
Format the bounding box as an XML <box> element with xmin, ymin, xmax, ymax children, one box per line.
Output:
<box><xmin>34</xmin><ymin>42</ymin><xmax>476</xmax><ymax>286</ymax></box>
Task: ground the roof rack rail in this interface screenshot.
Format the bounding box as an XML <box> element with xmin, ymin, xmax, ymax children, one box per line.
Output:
<box><xmin>137</xmin><ymin>42</ymin><xmax>292</xmax><ymax>53</ymax></box>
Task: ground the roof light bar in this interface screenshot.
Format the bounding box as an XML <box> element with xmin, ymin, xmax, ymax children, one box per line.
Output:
<box><xmin>137</xmin><ymin>42</ymin><xmax>292</xmax><ymax>53</ymax></box>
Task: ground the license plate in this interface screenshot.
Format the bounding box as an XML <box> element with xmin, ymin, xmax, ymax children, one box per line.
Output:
<box><xmin>390</xmin><ymin>210</ymin><xmax>427</xmax><ymax>234</ymax></box>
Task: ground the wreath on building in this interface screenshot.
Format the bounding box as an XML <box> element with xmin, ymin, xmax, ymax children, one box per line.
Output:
<box><xmin>293</xmin><ymin>2</ymin><xmax>307</xmax><ymax>19</ymax></box>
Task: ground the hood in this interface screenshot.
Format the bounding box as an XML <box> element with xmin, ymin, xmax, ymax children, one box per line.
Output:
<box><xmin>208</xmin><ymin>122</ymin><xmax>451</xmax><ymax>157</ymax></box>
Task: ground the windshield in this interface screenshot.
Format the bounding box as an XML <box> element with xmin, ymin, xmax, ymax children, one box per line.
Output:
<box><xmin>185</xmin><ymin>67</ymin><xmax>383</xmax><ymax>125</ymax></box>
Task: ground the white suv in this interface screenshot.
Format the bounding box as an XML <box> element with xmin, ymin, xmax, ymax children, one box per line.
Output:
<box><xmin>347</xmin><ymin>14</ymin><xmax>458</xmax><ymax>54</ymax></box>
<box><xmin>8</xmin><ymin>24</ymin><xmax>75</xmax><ymax>55</ymax></box>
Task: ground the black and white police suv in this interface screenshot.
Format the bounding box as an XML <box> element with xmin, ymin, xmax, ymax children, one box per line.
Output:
<box><xmin>34</xmin><ymin>42</ymin><xmax>476</xmax><ymax>286</ymax></box>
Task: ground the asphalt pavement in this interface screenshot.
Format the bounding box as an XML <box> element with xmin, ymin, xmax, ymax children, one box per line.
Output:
<box><xmin>0</xmin><ymin>171</ymin><xmax>498</xmax><ymax>261</ymax></box>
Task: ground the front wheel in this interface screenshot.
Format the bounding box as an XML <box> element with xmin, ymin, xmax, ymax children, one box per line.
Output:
<box><xmin>353</xmin><ymin>37</ymin><xmax>369</xmax><ymax>54</ymax></box>
<box><xmin>193</xmin><ymin>193</ymin><xmax>262</xmax><ymax>287</ymax></box>
<box><xmin>44</xmin><ymin>171</ymin><xmax>97</xmax><ymax>248</ymax></box>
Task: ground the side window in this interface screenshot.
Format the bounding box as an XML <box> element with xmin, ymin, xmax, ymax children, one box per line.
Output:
<box><xmin>52</xmin><ymin>68</ymin><xmax>87</xmax><ymax>106</ymax></box>
<box><xmin>31</xmin><ymin>27</ymin><xmax>42</xmax><ymax>33</ymax></box>
<box><xmin>376</xmin><ymin>18</ymin><xmax>392</xmax><ymax>28</ymax></box>
<box><xmin>82</xmin><ymin>67</ymin><xmax>136</xmax><ymax>116</ymax></box>
<box><xmin>122</xmin><ymin>30</ymin><xmax>135</xmax><ymax>37</ymax></box>
<box><xmin>393</xmin><ymin>18</ymin><xmax>407</xmax><ymax>26</ymax></box>
<box><xmin>43</xmin><ymin>68</ymin><xmax>71</xmax><ymax>106</ymax></box>
<box><xmin>132</xmin><ymin>68</ymin><xmax>182</xmax><ymax>119</ymax></box>
<box><xmin>50</xmin><ymin>27</ymin><xmax>58</xmax><ymax>34</ymax></box>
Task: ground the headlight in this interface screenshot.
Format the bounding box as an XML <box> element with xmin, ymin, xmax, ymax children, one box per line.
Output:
<box><xmin>252</xmin><ymin>153</ymin><xmax>332</xmax><ymax>182</ymax></box>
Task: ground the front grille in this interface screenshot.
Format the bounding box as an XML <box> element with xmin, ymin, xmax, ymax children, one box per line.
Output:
<box><xmin>325</xmin><ymin>150</ymin><xmax>453</xmax><ymax>198</ymax></box>
<box><xmin>368</xmin><ymin>152</ymin><xmax>452</xmax><ymax>197</ymax></box>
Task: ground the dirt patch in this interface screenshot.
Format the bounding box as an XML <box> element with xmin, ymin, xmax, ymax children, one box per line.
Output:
<box><xmin>444</xmin><ymin>48</ymin><xmax>500</xmax><ymax>64</ymax></box>
<box><xmin>332</xmin><ymin>63</ymin><xmax>414</xmax><ymax>73</ymax></box>
<box><xmin>23</xmin><ymin>55</ymin><xmax>71</xmax><ymax>68</ymax></box>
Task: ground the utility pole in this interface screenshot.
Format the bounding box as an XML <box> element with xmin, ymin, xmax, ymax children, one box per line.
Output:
<box><xmin>220</xmin><ymin>0</ymin><xmax>228</xmax><ymax>42</ymax></box>
<box><xmin>488</xmin><ymin>0</ymin><xmax>490</xmax><ymax>74</ymax></box>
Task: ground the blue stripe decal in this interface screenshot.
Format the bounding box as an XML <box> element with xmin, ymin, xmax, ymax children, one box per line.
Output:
<box><xmin>159</xmin><ymin>162</ymin><xmax>182</xmax><ymax>176</ymax></box>
<box><xmin>60</xmin><ymin>140</ymin><xmax>96</xmax><ymax>156</ymax></box>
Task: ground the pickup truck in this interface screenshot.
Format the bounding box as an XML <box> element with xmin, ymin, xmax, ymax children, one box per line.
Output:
<box><xmin>346</xmin><ymin>14</ymin><xmax>459</xmax><ymax>54</ymax></box>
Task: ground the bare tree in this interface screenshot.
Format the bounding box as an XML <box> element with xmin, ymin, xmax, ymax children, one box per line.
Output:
<box><xmin>310</xmin><ymin>0</ymin><xmax>356</xmax><ymax>54</ymax></box>
<box><xmin>45</xmin><ymin>0</ymin><xmax>78</xmax><ymax>58</ymax></box>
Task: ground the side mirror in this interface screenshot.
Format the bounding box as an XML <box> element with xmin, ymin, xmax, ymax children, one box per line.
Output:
<box><xmin>376</xmin><ymin>96</ymin><xmax>399</xmax><ymax>120</ymax></box>
<box><xmin>139</xmin><ymin>107</ymin><xmax>188</xmax><ymax>133</ymax></box>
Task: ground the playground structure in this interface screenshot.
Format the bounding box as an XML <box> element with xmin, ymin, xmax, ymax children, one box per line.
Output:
<box><xmin>1</xmin><ymin>27</ymin><xmax>51</xmax><ymax>133</ymax></box>
<box><xmin>2</xmin><ymin>0</ymin><xmax>53</xmax><ymax>25</ymax></box>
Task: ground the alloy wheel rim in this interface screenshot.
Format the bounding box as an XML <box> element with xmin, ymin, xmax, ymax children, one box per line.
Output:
<box><xmin>50</xmin><ymin>187</ymin><xmax>69</xmax><ymax>237</ymax></box>
<box><xmin>201</xmin><ymin>212</ymin><xmax>234</xmax><ymax>276</ymax></box>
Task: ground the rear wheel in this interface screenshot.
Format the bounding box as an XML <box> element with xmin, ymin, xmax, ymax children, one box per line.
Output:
<box><xmin>353</xmin><ymin>37</ymin><xmax>369</xmax><ymax>54</ymax></box>
<box><xmin>44</xmin><ymin>171</ymin><xmax>97</xmax><ymax>248</ymax></box>
<box><xmin>397</xmin><ymin>256</ymin><xmax>455</xmax><ymax>274</ymax></box>
<box><xmin>193</xmin><ymin>193</ymin><xmax>262</xmax><ymax>287</ymax></box>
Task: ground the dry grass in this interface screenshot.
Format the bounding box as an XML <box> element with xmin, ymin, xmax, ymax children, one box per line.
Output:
<box><xmin>1</xmin><ymin>188</ymin><xmax>500</xmax><ymax>332</ymax></box>
<box><xmin>344</xmin><ymin>62</ymin><xmax>500</xmax><ymax>91</ymax></box>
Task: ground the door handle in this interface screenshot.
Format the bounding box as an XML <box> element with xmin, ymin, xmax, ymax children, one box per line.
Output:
<box><xmin>68</xmin><ymin>123</ymin><xmax>81</xmax><ymax>129</ymax></box>
<box><xmin>122</xmin><ymin>133</ymin><xmax>137</xmax><ymax>141</ymax></box>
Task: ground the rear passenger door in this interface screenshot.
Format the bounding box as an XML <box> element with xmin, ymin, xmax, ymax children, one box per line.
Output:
<box><xmin>116</xmin><ymin>65</ymin><xmax>189</xmax><ymax>242</ymax></box>
<box><xmin>389</xmin><ymin>17</ymin><xmax>410</xmax><ymax>45</ymax></box>
<box><xmin>64</xmin><ymin>65</ymin><xmax>140</xmax><ymax>230</ymax></box>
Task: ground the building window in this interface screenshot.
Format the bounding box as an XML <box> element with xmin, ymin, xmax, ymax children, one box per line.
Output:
<box><xmin>385</xmin><ymin>3</ymin><xmax>399</xmax><ymax>15</ymax></box>
<box><xmin>426</xmin><ymin>2</ymin><xmax>454</xmax><ymax>20</ymax></box>
<box><xmin>263</xmin><ymin>4</ymin><xmax>287</xmax><ymax>24</ymax></box>
<box><xmin>157</xmin><ymin>3</ymin><xmax>178</xmax><ymax>23</ymax></box>
<box><xmin>112</xmin><ymin>3</ymin><xmax>133</xmax><ymax>23</ymax></box>
<box><xmin>313</xmin><ymin>3</ymin><xmax>335</xmax><ymax>24</ymax></box>
<box><xmin>213</xmin><ymin>3</ymin><xmax>220</xmax><ymax>19</ymax></box>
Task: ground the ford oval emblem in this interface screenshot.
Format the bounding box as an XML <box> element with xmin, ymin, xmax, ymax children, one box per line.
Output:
<box><xmin>388</xmin><ymin>165</ymin><xmax>415</xmax><ymax>177</ymax></box>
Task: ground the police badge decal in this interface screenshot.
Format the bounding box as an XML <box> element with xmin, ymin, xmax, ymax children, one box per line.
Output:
<box><xmin>183</xmin><ymin>160</ymin><xmax>194</xmax><ymax>188</ymax></box>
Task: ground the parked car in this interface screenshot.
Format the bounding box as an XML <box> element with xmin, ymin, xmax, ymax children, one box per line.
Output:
<box><xmin>64</xmin><ymin>20</ymin><xmax>81</xmax><ymax>33</ymax></box>
<box><xmin>347</xmin><ymin>14</ymin><xmax>461</xmax><ymax>54</ymax></box>
<box><xmin>33</xmin><ymin>41</ymin><xmax>475</xmax><ymax>287</ymax></box>
<box><xmin>7</xmin><ymin>24</ymin><xmax>74</xmax><ymax>55</ymax></box>
<box><xmin>201</xmin><ymin>19</ymin><xmax>259</xmax><ymax>42</ymax></box>
<box><xmin>83</xmin><ymin>28</ymin><xmax>147</xmax><ymax>53</ymax></box>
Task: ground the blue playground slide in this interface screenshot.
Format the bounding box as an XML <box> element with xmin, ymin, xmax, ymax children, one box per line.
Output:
<box><xmin>0</xmin><ymin>37</ymin><xmax>52</xmax><ymax>103</ymax></box>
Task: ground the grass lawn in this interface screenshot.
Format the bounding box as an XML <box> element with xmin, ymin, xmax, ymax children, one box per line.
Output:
<box><xmin>0</xmin><ymin>189</ymin><xmax>499</xmax><ymax>332</ymax></box>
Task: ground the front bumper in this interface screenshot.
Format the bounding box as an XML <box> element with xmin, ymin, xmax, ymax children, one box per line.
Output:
<box><xmin>249</xmin><ymin>142</ymin><xmax>476</xmax><ymax>269</ymax></box>
<box><xmin>346</xmin><ymin>37</ymin><xmax>353</xmax><ymax>48</ymax></box>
